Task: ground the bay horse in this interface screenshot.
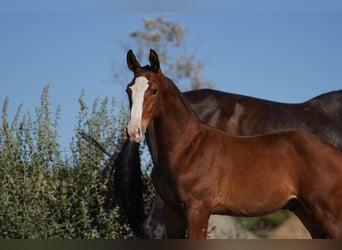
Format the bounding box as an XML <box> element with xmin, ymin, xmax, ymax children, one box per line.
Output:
<box><xmin>124</xmin><ymin>49</ymin><xmax>342</xmax><ymax>239</ymax></box>
<box><xmin>114</xmin><ymin>86</ymin><xmax>342</xmax><ymax>239</ymax></box>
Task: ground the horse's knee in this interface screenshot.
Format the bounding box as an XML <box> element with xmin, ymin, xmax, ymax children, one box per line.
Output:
<box><xmin>141</xmin><ymin>214</ymin><xmax>167</xmax><ymax>239</ymax></box>
<box><xmin>141</xmin><ymin>197</ymin><xmax>167</xmax><ymax>239</ymax></box>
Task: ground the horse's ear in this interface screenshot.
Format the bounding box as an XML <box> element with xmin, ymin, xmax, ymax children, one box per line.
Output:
<box><xmin>127</xmin><ymin>49</ymin><xmax>141</xmax><ymax>73</ymax></box>
<box><xmin>149</xmin><ymin>49</ymin><xmax>160</xmax><ymax>73</ymax></box>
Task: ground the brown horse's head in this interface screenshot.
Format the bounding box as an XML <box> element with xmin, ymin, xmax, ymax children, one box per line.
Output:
<box><xmin>126</xmin><ymin>49</ymin><xmax>163</xmax><ymax>143</ymax></box>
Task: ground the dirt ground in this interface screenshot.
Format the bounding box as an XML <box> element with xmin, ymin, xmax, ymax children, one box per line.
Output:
<box><xmin>268</xmin><ymin>214</ymin><xmax>311</xmax><ymax>239</ymax></box>
<box><xmin>207</xmin><ymin>214</ymin><xmax>311</xmax><ymax>239</ymax></box>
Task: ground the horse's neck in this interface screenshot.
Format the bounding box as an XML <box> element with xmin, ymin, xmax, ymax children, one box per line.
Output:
<box><xmin>150</xmin><ymin>79</ymin><xmax>202</xmax><ymax>202</ymax></box>
<box><xmin>154</xmin><ymin>79</ymin><xmax>201</xmax><ymax>154</ymax></box>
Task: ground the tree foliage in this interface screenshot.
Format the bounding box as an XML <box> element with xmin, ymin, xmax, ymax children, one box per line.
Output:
<box><xmin>127</xmin><ymin>15</ymin><xmax>213</xmax><ymax>90</ymax></box>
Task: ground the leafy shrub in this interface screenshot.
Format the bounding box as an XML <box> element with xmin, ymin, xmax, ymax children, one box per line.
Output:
<box><xmin>235</xmin><ymin>210</ymin><xmax>291</xmax><ymax>237</ymax></box>
<box><xmin>0</xmin><ymin>85</ymin><xmax>153</xmax><ymax>239</ymax></box>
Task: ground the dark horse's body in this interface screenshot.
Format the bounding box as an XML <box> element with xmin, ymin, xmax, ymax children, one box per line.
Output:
<box><xmin>113</xmin><ymin>51</ymin><xmax>342</xmax><ymax>238</ymax></box>
<box><xmin>186</xmin><ymin>89</ymin><xmax>342</xmax><ymax>151</ymax></box>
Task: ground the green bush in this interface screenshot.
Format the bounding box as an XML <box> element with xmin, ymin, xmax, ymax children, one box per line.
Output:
<box><xmin>235</xmin><ymin>210</ymin><xmax>291</xmax><ymax>237</ymax></box>
<box><xmin>0</xmin><ymin>85</ymin><xmax>153</xmax><ymax>239</ymax></box>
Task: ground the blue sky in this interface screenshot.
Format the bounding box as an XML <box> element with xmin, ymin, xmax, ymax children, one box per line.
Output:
<box><xmin>1</xmin><ymin>1</ymin><xmax>342</xmax><ymax>149</ymax></box>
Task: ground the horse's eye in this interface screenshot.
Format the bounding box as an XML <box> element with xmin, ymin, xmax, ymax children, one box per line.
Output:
<box><xmin>151</xmin><ymin>88</ymin><xmax>158</xmax><ymax>95</ymax></box>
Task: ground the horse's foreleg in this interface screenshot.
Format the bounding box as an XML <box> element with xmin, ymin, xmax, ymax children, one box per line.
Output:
<box><xmin>186</xmin><ymin>201</ymin><xmax>210</xmax><ymax>239</ymax></box>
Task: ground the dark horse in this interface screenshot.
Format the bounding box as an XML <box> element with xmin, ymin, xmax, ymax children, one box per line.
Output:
<box><xmin>122</xmin><ymin>49</ymin><xmax>342</xmax><ymax>239</ymax></box>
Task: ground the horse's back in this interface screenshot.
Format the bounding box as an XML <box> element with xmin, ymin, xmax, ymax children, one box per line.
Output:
<box><xmin>184</xmin><ymin>89</ymin><xmax>296</xmax><ymax>134</ymax></box>
<box><xmin>284</xmin><ymin>129</ymin><xmax>342</xmax><ymax>179</ymax></box>
<box><xmin>300</xmin><ymin>94</ymin><xmax>342</xmax><ymax>151</ymax></box>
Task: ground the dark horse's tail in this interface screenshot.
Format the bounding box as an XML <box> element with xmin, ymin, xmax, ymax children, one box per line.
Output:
<box><xmin>108</xmin><ymin>138</ymin><xmax>145</xmax><ymax>238</ymax></box>
<box><xmin>79</xmin><ymin>132</ymin><xmax>145</xmax><ymax>238</ymax></box>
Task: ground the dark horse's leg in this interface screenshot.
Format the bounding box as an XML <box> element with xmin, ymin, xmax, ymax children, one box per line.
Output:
<box><xmin>163</xmin><ymin>201</ymin><xmax>187</xmax><ymax>238</ymax></box>
<box><xmin>142</xmin><ymin>194</ymin><xmax>187</xmax><ymax>239</ymax></box>
<box><xmin>142</xmin><ymin>195</ymin><xmax>167</xmax><ymax>238</ymax></box>
<box><xmin>288</xmin><ymin>200</ymin><xmax>328</xmax><ymax>238</ymax></box>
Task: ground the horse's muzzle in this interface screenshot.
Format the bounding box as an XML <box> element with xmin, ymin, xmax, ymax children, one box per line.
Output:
<box><xmin>127</xmin><ymin>123</ymin><xmax>145</xmax><ymax>143</ymax></box>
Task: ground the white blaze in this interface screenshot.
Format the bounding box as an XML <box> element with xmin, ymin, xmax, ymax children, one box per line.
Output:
<box><xmin>127</xmin><ymin>76</ymin><xmax>149</xmax><ymax>142</ymax></box>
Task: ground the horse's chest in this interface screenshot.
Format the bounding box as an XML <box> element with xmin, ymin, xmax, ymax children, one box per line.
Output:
<box><xmin>151</xmin><ymin>166</ymin><xmax>181</xmax><ymax>205</ymax></box>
